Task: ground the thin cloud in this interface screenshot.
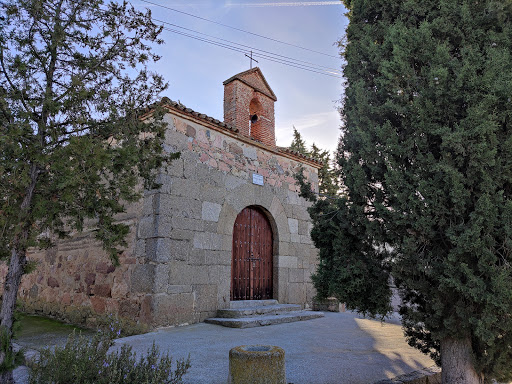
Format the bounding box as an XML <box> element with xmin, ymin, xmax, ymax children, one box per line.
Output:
<box><xmin>276</xmin><ymin>111</ymin><xmax>340</xmax><ymax>154</ymax></box>
<box><xmin>227</xmin><ymin>1</ymin><xmax>341</xmax><ymax>7</ymax></box>
<box><xmin>134</xmin><ymin>1</ymin><xmax>207</xmax><ymax>6</ymax></box>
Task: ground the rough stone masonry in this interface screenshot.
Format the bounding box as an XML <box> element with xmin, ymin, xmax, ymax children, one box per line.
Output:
<box><xmin>0</xmin><ymin>67</ymin><xmax>322</xmax><ymax>328</ymax></box>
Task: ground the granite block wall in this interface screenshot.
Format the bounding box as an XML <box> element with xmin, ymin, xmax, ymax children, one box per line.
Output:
<box><xmin>0</xmin><ymin>108</ymin><xmax>320</xmax><ymax>328</ymax></box>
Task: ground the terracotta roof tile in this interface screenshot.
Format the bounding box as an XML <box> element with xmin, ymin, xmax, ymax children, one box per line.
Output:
<box><xmin>223</xmin><ymin>67</ymin><xmax>277</xmax><ymax>101</ymax></box>
<box><xmin>157</xmin><ymin>99</ymin><xmax>238</xmax><ymax>133</ymax></box>
<box><xmin>144</xmin><ymin>97</ymin><xmax>321</xmax><ymax>167</ymax></box>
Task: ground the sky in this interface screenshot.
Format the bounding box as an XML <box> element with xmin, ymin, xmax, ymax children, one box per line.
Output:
<box><xmin>131</xmin><ymin>0</ymin><xmax>349</xmax><ymax>155</ymax></box>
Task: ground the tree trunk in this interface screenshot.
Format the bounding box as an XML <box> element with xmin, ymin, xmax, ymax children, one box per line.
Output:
<box><xmin>441</xmin><ymin>337</ymin><xmax>483</xmax><ymax>384</ymax></box>
<box><xmin>1</xmin><ymin>247</ymin><xmax>27</xmax><ymax>332</ymax></box>
<box><xmin>0</xmin><ymin>163</ymin><xmax>38</xmax><ymax>381</ymax></box>
<box><xmin>0</xmin><ymin>245</ymin><xmax>27</xmax><ymax>384</ymax></box>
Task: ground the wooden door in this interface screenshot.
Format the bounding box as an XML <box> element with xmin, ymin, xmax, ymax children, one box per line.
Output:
<box><xmin>231</xmin><ymin>207</ymin><xmax>273</xmax><ymax>301</ymax></box>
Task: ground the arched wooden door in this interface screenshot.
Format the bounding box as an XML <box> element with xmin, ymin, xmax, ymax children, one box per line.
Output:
<box><xmin>231</xmin><ymin>207</ymin><xmax>273</xmax><ymax>301</ymax></box>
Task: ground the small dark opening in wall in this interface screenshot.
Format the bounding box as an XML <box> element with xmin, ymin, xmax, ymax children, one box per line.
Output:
<box><xmin>249</xmin><ymin>97</ymin><xmax>263</xmax><ymax>139</ymax></box>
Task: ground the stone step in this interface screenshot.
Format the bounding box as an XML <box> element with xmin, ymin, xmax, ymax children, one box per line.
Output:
<box><xmin>217</xmin><ymin>304</ymin><xmax>302</xmax><ymax>318</ymax></box>
<box><xmin>229</xmin><ymin>300</ymin><xmax>278</xmax><ymax>309</ymax></box>
<box><xmin>205</xmin><ymin>310</ymin><xmax>324</xmax><ymax>329</ymax></box>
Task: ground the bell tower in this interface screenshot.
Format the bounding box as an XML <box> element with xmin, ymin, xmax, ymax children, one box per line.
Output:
<box><xmin>223</xmin><ymin>67</ymin><xmax>277</xmax><ymax>147</ymax></box>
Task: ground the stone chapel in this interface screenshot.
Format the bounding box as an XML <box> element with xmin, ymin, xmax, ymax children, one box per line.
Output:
<box><xmin>2</xmin><ymin>68</ymin><xmax>323</xmax><ymax>328</ymax></box>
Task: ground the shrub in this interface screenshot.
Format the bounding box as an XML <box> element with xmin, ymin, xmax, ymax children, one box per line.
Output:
<box><xmin>0</xmin><ymin>326</ymin><xmax>25</xmax><ymax>374</ymax></box>
<box><xmin>28</xmin><ymin>326</ymin><xmax>191</xmax><ymax>384</ymax></box>
<box><xmin>0</xmin><ymin>305</ymin><xmax>26</xmax><ymax>374</ymax></box>
<box><xmin>94</xmin><ymin>313</ymin><xmax>148</xmax><ymax>337</ymax></box>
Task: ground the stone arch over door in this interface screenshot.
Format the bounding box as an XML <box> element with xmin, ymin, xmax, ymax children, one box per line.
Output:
<box><xmin>216</xmin><ymin>186</ymin><xmax>291</xmax><ymax>305</ymax></box>
<box><xmin>231</xmin><ymin>206</ymin><xmax>273</xmax><ymax>300</ymax></box>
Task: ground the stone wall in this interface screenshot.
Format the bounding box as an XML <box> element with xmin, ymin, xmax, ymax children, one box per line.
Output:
<box><xmin>0</xmin><ymin>201</ymin><xmax>153</xmax><ymax>327</ymax></box>
<box><xmin>142</xmin><ymin>111</ymin><xmax>319</xmax><ymax>326</ymax></box>
<box><xmin>0</xmin><ymin>108</ymin><xmax>320</xmax><ymax>329</ymax></box>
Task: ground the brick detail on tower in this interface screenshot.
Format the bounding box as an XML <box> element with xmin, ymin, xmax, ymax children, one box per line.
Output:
<box><xmin>223</xmin><ymin>67</ymin><xmax>277</xmax><ymax>147</ymax></box>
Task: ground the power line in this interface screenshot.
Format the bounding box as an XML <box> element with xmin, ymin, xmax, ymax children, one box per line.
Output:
<box><xmin>160</xmin><ymin>26</ymin><xmax>343</xmax><ymax>78</ymax></box>
<box><xmin>162</xmin><ymin>26</ymin><xmax>342</xmax><ymax>78</ymax></box>
<box><xmin>97</xmin><ymin>4</ymin><xmax>343</xmax><ymax>78</ymax></box>
<box><xmin>139</xmin><ymin>0</ymin><xmax>339</xmax><ymax>59</ymax></box>
<box><xmin>154</xmin><ymin>18</ymin><xmax>342</xmax><ymax>75</ymax></box>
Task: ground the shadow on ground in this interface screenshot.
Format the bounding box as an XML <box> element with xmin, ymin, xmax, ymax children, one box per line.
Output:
<box><xmin>12</xmin><ymin>311</ymin><xmax>436</xmax><ymax>384</ymax></box>
<box><xmin>353</xmin><ymin>314</ymin><xmax>436</xmax><ymax>382</ymax></box>
<box><xmin>107</xmin><ymin>311</ymin><xmax>435</xmax><ymax>384</ymax></box>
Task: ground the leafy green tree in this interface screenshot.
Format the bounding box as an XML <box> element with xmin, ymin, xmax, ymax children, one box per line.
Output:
<box><xmin>305</xmin><ymin>1</ymin><xmax>512</xmax><ymax>382</ymax></box>
<box><xmin>0</xmin><ymin>0</ymin><xmax>176</xmax><ymax>380</ymax></box>
<box><xmin>289</xmin><ymin>126</ymin><xmax>308</xmax><ymax>155</ymax></box>
<box><xmin>289</xmin><ymin>128</ymin><xmax>339</xmax><ymax>196</ymax></box>
<box><xmin>309</xmin><ymin>143</ymin><xmax>339</xmax><ymax>197</ymax></box>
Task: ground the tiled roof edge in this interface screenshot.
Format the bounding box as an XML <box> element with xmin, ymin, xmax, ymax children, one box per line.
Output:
<box><xmin>143</xmin><ymin>98</ymin><xmax>322</xmax><ymax>168</ymax></box>
<box><xmin>144</xmin><ymin>97</ymin><xmax>239</xmax><ymax>133</ymax></box>
<box><xmin>223</xmin><ymin>67</ymin><xmax>277</xmax><ymax>101</ymax></box>
<box><xmin>277</xmin><ymin>147</ymin><xmax>324</xmax><ymax>166</ymax></box>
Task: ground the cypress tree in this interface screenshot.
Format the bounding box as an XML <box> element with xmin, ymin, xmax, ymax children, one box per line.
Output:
<box><xmin>308</xmin><ymin>1</ymin><xmax>512</xmax><ymax>382</ymax></box>
<box><xmin>309</xmin><ymin>143</ymin><xmax>339</xmax><ymax>197</ymax></box>
<box><xmin>289</xmin><ymin>126</ymin><xmax>308</xmax><ymax>155</ymax></box>
<box><xmin>288</xmin><ymin>129</ymin><xmax>339</xmax><ymax>196</ymax></box>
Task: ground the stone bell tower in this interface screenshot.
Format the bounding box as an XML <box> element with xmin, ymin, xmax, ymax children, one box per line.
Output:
<box><xmin>223</xmin><ymin>67</ymin><xmax>277</xmax><ymax>147</ymax></box>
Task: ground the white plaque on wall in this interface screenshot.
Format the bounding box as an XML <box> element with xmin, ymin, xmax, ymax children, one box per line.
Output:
<box><xmin>252</xmin><ymin>173</ymin><xmax>264</xmax><ymax>186</ymax></box>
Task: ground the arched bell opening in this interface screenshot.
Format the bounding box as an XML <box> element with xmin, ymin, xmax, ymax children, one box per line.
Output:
<box><xmin>249</xmin><ymin>98</ymin><xmax>264</xmax><ymax>141</ymax></box>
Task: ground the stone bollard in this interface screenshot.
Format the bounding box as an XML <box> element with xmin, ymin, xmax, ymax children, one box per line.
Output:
<box><xmin>228</xmin><ymin>345</ymin><xmax>286</xmax><ymax>384</ymax></box>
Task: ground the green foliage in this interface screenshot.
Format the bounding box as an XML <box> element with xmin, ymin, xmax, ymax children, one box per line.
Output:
<box><xmin>0</xmin><ymin>326</ymin><xmax>24</xmax><ymax>373</ymax></box>
<box><xmin>94</xmin><ymin>313</ymin><xmax>148</xmax><ymax>338</ymax></box>
<box><xmin>0</xmin><ymin>0</ymin><xmax>178</xmax><ymax>263</ymax></box>
<box><xmin>0</xmin><ymin>303</ymin><xmax>26</xmax><ymax>373</ymax></box>
<box><xmin>309</xmin><ymin>143</ymin><xmax>339</xmax><ymax>197</ymax></box>
<box><xmin>308</xmin><ymin>197</ymin><xmax>392</xmax><ymax>318</ymax></box>
<box><xmin>305</xmin><ymin>0</ymin><xmax>512</xmax><ymax>380</ymax></box>
<box><xmin>289</xmin><ymin>129</ymin><xmax>340</xmax><ymax>197</ymax></box>
<box><xmin>0</xmin><ymin>0</ymin><xmax>177</xmax><ymax>374</ymax></box>
<box><xmin>294</xmin><ymin>166</ymin><xmax>317</xmax><ymax>202</ymax></box>
<box><xmin>289</xmin><ymin>126</ymin><xmax>308</xmax><ymax>155</ymax></box>
<box><xmin>28</xmin><ymin>327</ymin><xmax>191</xmax><ymax>384</ymax></box>
<box><xmin>17</xmin><ymin>300</ymin><xmax>148</xmax><ymax>337</ymax></box>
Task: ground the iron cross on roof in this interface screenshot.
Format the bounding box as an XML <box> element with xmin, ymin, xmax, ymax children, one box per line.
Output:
<box><xmin>245</xmin><ymin>51</ymin><xmax>259</xmax><ymax>69</ymax></box>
